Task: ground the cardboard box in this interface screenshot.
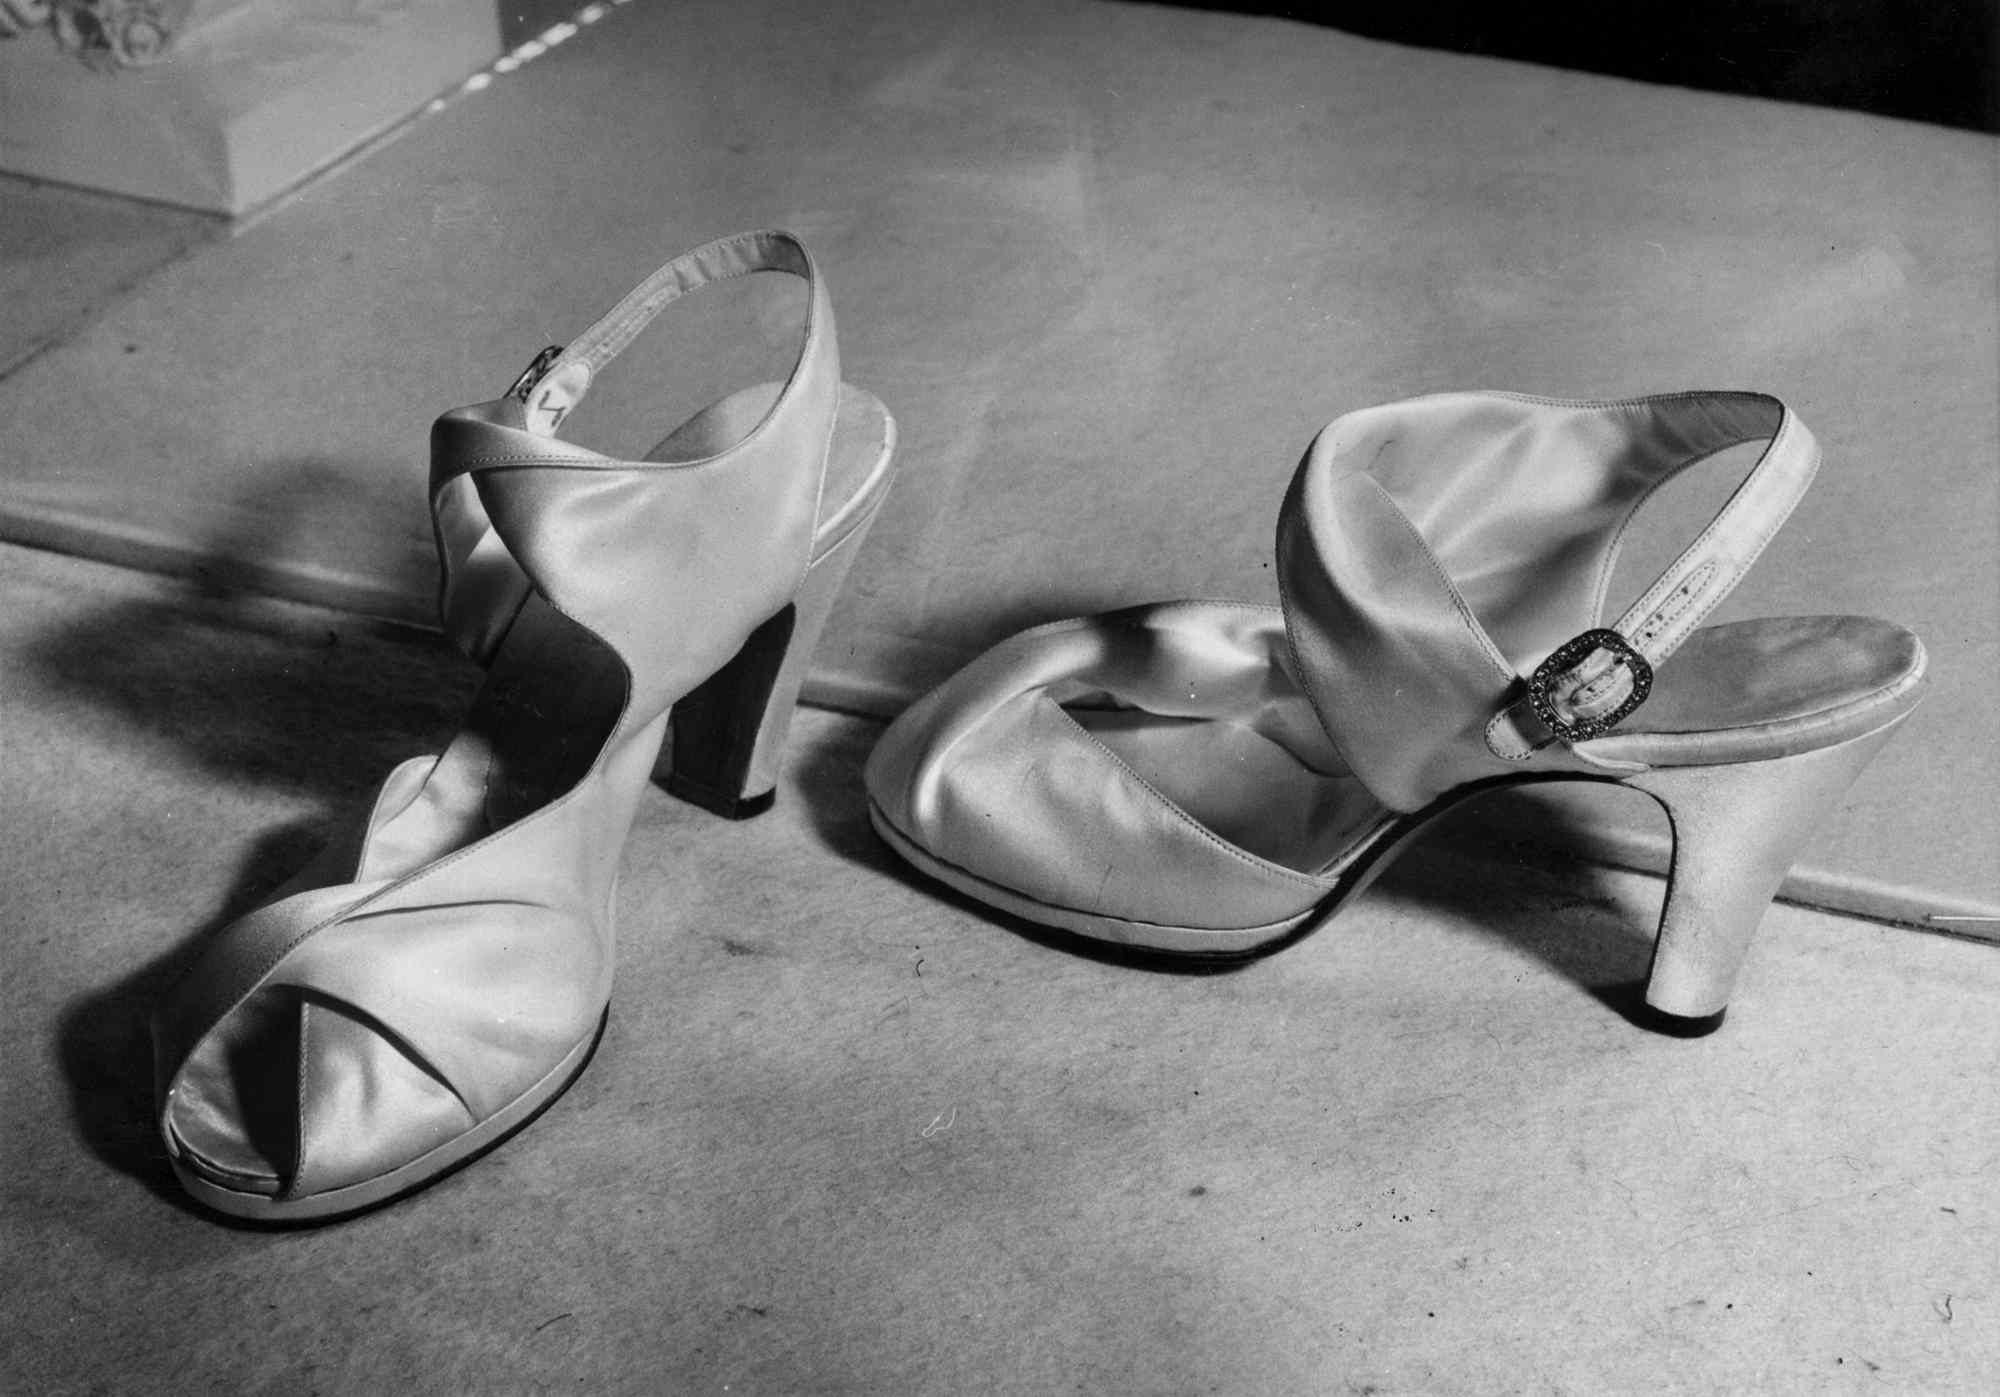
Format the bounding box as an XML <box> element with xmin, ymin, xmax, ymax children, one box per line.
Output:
<box><xmin>0</xmin><ymin>0</ymin><xmax>498</xmax><ymax>214</ymax></box>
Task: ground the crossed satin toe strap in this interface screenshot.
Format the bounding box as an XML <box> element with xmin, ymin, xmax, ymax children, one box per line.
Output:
<box><xmin>153</xmin><ymin>753</ymin><xmax>613</xmax><ymax>1203</ymax></box>
<box><xmin>152</xmin><ymin>230</ymin><xmax>890</xmax><ymax>1220</ymax></box>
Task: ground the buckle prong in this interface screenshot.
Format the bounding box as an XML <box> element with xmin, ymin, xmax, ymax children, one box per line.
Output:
<box><xmin>507</xmin><ymin>344</ymin><xmax>566</xmax><ymax>402</ymax></box>
<box><xmin>1527</xmin><ymin>628</ymin><xmax>1653</xmax><ymax>742</ymax></box>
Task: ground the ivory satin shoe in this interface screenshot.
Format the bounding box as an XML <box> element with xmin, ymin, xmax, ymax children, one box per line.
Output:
<box><xmin>153</xmin><ymin>232</ymin><xmax>896</xmax><ymax>1221</ymax></box>
<box><xmin>865</xmin><ymin>391</ymin><xmax>1926</xmax><ymax>1027</ymax></box>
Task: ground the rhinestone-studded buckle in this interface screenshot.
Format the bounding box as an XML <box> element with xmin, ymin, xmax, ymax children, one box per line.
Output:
<box><xmin>1526</xmin><ymin>628</ymin><xmax>1653</xmax><ymax>743</ymax></box>
<box><xmin>506</xmin><ymin>344</ymin><xmax>566</xmax><ymax>402</ymax></box>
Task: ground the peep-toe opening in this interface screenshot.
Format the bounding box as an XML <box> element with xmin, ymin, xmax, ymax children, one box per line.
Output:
<box><xmin>166</xmin><ymin>979</ymin><xmax>484</xmax><ymax>1201</ymax></box>
<box><xmin>164</xmin><ymin>986</ymin><xmax>304</xmax><ymax>1194</ymax></box>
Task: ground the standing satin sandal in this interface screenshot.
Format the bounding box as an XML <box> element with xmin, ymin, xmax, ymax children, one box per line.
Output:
<box><xmin>866</xmin><ymin>391</ymin><xmax>1925</xmax><ymax>1029</ymax></box>
<box><xmin>153</xmin><ymin>231</ymin><xmax>896</xmax><ymax>1221</ymax></box>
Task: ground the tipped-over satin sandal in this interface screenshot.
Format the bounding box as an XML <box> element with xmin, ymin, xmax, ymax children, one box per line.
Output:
<box><xmin>865</xmin><ymin>391</ymin><xmax>1924</xmax><ymax>1027</ymax></box>
<box><xmin>154</xmin><ymin>231</ymin><xmax>896</xmax><ymax>1221</ymax></box>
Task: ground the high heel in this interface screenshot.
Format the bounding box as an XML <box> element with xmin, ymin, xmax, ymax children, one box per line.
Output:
<box><xmin>153</xmin><ymin>231</ymin><xmax>894</xmax><ymax>1221</ymax></box>
<box><xmin>865</xmin><ymin>391</ymin><xmax>1925</xmax><ymax>1030</ymax></box>
<box><xmin>660</xmin><ymin>470</ymin><xmax>893</xmax><ymax>819</ymax></box>
<box><xmin>1628</xmin><ymin>719</ymin><xmax>1908</xmax><ymax>1021</ymax></box>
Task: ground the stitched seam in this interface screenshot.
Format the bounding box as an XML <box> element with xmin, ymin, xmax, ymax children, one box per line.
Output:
<box><xmin>1613</xmin><ymin>408</ymin><xmax>1816</xmax><ymax>647</ymax></box>
<box><xmin>1661</xmin><ymin>425</ymin><xmax>1819</xmax><ymax>644</ymax></box>
<box><xmin>1481</xmin><ymin>388</ymin><xmax>1775</xmax><ymax>412</ymax></box>
<box><xmin>555</xmin><ymin>232</ymin><xmax>824</xmax><ymax>469</ymax></box>
<box><xmin>1632</xmin><ymin>561</ymin><xmax>1717</xmax><ymax>647</ymax></box>
<box><xmin>449</xmin><ymin>454</ymin><xmax>616</xmax><ymax>469</ymax></box>
<box><xmin>1591</xmin><ymin>420</ymin><xmax>1778</xmax><ymax>629</ymax></box>
<box><xmin>1484</xmin><ymin>705</ymin><xmax>1542</xmax><ymax>761</ymax></box>
<box><xmin>290</xmin><ymin>997</ymin><xmax>313</xmax><ymax>1195</ymax></box>
<box><xmin>1593</xmin><ymin>433</ymin><xmax>1760</xmax><ymax>627</ymax></box>
<box><xmin>576</xmin><ymin>231</ymin><xmax>801</xmax><ymax>375</ymax></box>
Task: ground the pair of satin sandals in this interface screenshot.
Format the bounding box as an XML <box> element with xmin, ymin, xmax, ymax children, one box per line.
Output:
<box><xmin>153</xmin><ymin>232</ymin><xmax>1928</xmax><ymax>1222</ymax></box>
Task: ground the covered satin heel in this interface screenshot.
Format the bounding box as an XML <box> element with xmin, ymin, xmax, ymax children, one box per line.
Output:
<box><xmin>1629</xmin><ymin>720</ymin><xmax>1907</xmax><ymax>1023</ymax></box>
<box><xmin>153</xmin><ymin>231</ymin><xmax>894</xmax><ymax>1221</ymax></box>
<box><xmin>660</xmin><ymin>469</ymin><xmax>892</xmax><ymax>819</ymax></box>
<box><xmin>866</xmin><ymin>391</ymin><xmax>1926</xmax><ymax>1031</ymax></box>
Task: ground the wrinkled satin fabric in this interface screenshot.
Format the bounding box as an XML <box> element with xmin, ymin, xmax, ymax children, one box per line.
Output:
<box><xmin>866</xmin><ymin>391</ymin><xmax>1928</xmax><ymax>942</ymax></box>
<box><xmin>866</xmin><ymin>602</ymin><xmax>1395</xmax><ymax>935</ymax></box>
<box><xmin>154</xmin><ymin>232</ymin><xmax>856</xmax><ymax>1209</ymax></box>
<box><xmin>1277</xmin><ymin>391</ymin><xmax>1822</xmax><ymax>808</ymax></box>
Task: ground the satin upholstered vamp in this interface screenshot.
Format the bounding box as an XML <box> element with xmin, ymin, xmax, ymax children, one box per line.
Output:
<box><xmin>154</xmin><ymin>232</ymin><xmax>897</xmax><ymax>1219</ymax></box>
<box><xmin>866</xmin><ymin>391</ymin><xmax>1925</xmax><ymax>1027</ymax></box>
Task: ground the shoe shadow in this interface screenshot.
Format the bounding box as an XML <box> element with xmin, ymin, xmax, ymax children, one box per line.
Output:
<box><xmin>1373</xmin><ymin>791</ymin><xmax>1678</xmax><ymax>1030</ymax></box>
<box><xmin>19</xmin><ymin>466</ymin><xmax>474</xmax><ymax>1210</ymax></box>
<box><xmin>53</xmin><ymin>822</ymin><xmax>325</xmax><ymax>1218</ymax></box>
<box><xmin>21</xmin><ymin>458</ymin><xmax>449</xmax><ymax>792</ymax></box>
<box><xmin>788</xmin><ymin>704</ymin><xmax>1681</xmax><ymax>1023</ymax></box>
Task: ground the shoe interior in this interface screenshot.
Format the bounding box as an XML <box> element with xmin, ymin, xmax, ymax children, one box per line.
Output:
<box><xmin>1046</xmin><ymin>608</ymin><xmax>1926</xmax><ymax>880</ymax></box>
<box><xmin>1049</xmin><ymin>623</ymin><xmax>1393</xmax><ymax>879</ymax></box>
<box><xmin>647</xmin><ymin>381</ymin><xmax>890</xmax><ymax>536</ymax></box>
<box><xmin>1587</xmin><ymin>615</ymin><xmax>1927</xmax><ymax>765</ymax></box>
<box><xmin>1067</xmin><ymin>703</ymin><xmax>1393</xmax><ymax>876</ymax></box>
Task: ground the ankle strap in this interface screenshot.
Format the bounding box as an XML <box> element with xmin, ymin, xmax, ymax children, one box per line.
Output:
<box><xmin>509</xmin><ymin>230</ymin><xmax>826</xmax><ymax>438</ymax></box>
<box><xmin>428</xmin><ymin>231</ymin><xmax>836</xmax><ymax>666</ymax></box>
<box><xmin>1278</xmin><ymin>391</ymin><xmax>1819</xmax><ymax>810</ymax></box>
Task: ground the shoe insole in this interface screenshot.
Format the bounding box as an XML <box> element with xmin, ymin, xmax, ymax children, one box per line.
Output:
<box><xmin>1065</xmin><ymin>614</ymin><xmax>1925</xmax><ymax>875</ymax></box>
<box><xmin>648</xmin><ymin>380</ymin><xmax>892</xmax><ymax>552</ymax></box>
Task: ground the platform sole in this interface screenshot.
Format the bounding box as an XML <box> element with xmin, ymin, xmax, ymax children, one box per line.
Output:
<box><xmin>169</xmin><ymin>1009</ymin><xmax>608</xmax><ymax>1226</ymax></box>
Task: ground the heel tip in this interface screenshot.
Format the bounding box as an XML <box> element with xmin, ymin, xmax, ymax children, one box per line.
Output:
<box><xmin>1598</xmin><ymin>982</ymin><xmax>1728</xmax><ymax>1037</ymax></box>
<box><xmin>661</xmin><ymin>772</ymin><xmax>777</xmax><ymax>821</ymax></box>
<box><xmin>1634</xmin><ymin>1003</ymin><xmax>1728</xmax><ymax>1038</ymax></box>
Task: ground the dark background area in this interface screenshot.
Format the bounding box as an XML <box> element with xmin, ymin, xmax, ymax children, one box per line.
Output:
<box><xmin>1174</xmin><ymin>0</ymin><xmax>1998</xmax><ymax>132</ymax></box>
<box><xmin>498</xmin><ymin>1</ymin><xmax>1998</xmax><ymax>133</ymax></box>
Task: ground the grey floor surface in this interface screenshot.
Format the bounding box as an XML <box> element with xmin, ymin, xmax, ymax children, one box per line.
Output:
<box><xmin>2</xmin><ymin>3</ymin><xmax>1995</xmax><ymax>1388</ymax></box>
<box><xmin>0</xmin><ymin>174</ymin><xmax>216</xmax><ymax>378</ymax></box>
<box><xmin>3</xmin><ymin>541</ymin><xmax>1995</xmax><ymax>1394</ymax></box>
<box><xmin>1</xmin><ymin>0</ymin><xmax>1992</xmax><ymax>925</ymax></box>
